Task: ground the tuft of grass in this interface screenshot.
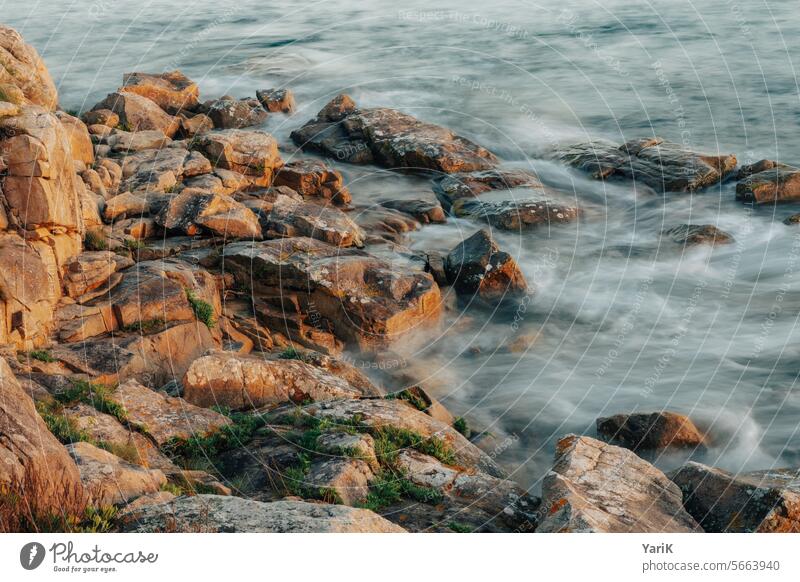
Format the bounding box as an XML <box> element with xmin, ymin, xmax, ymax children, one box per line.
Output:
<box><xmin>453</xmin><ymin>417</ymin><xmax>471</xmax><ymax>439</ymax></box>
<box><xmin>28</xmin><ymin>350</ymin><xmax>55</xmax><ymax>363</ymax></box>
<box><xmin>372</xmin><ymin>426</ymin><xmax>456</xmax><ymax>466</ymax></box>
<box><xmin>120</xmin><ymin>318</ymin><xmax>166</xmax><ymax>334</ymax></box>
<box><xmin>159</xmin><ymin>482</ymin><xmax>185</xmax><ymax>496</ymax></box>
<box><xmin>386</xmin><ymin>388</ymin><xmax>429</xmax><ymax>412</ymax></box>
<box><xmin>360</xmin><ymin>469</ymin><xmax>442</xmax><ymax>511</ymax></box>
<box><xmin>161</xmin><ymin>411</ymin><xmax>265</xmax><ymax>465</ymax></box>
<box><xmin>278</xmin><ymin>346</ymin><xmax>307</xmax><ymax>361</ymax></box>
<box><xmin>97</xmin><ymin>441</ymin><xmax>144</xmax><ymax>466</ymax></box>
<box><xmin>54</xmin><ymin>380</ymin><xmax>128</xmax><ymax>425</ymax></box>
<box><xmin>186</xmin><ymin>289</ymin><xmax>215</xmax><ymax>329</ymax></box>
<box><xmin>448</xmin><ymin>521</ymin><xmax>473</xmax><ymax>533</ymax></box>
<box><xmin>84</xmin><ymin>229</ymin><xmax>108</xmax><ymax>251</ymax></box>
<box><xmin>77</xmin><ymin>506</ymin><xmax>119</xmax><ymax>533</ymax></box>
<box><xmin>123</xmin><ymin>238</ymin><xmax>146</xmax><ymax>251</ymax></box>
<box><xmin>36</xmin><ymin>402</ymin><xmax>92</xmax><ymax>445</ymax></box>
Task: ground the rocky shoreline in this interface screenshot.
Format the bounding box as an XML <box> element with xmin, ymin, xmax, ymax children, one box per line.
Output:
<box><xmin>1</xmin><ymin>24</ymin><xmax>798</xmax><ymax>533</ymax></box>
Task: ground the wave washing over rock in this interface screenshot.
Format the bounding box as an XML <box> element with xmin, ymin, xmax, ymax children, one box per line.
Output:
<box><xmin>1</xmin><ymin>1</ymin><xmax>800</xmax><ymax>534</ymax></box>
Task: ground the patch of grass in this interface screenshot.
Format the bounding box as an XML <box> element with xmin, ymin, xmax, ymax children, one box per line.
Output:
<box><xmin>278</xmin><ymin>346</ymin><xmax>307</xmax><ymax>361</ymax></box>
<box><xmin>120</xmin><ymin>318</ymin><xmax>166</xmax><ymax>334</ymax></box>
<box><xmin>372</xmin><ymin>426</ymin><xmax>456</xmax><ymax>466</ymax></box>
<box><xmin>54</xmin><ymin>380</ymin><xmax>128</xmax><ymax>425</ymax></box>
<box><xmin>186</xmin><ymin>289</ymin><xmax>215</xmax><ymax>329</ymax></box>
<box><xmin>123</xmin><ymin>238</ymin><xmax>147</xmax><ymax>251</ymax></box>
<box><xmin>159</xmin><ymin>482</ymin><xmax>185</xmax><ymax>496</ymax></box>
<box><xmin>161</xmin><ymin>411</ymin><xmax>265</xmax><ymax>465</ymax></box>
<box><xmin>97</xmin><ymin>441</ymin><xmax>144</xmax><ymax>466</ymax></box>
<box><xmin>28</xmin><ymin>350</ymin><xmax>55</xmax><ymax>363</ymax></box>
<box><xmin>453</xmin><ymin>417</ymin><xmax>471</xmax><ymax>439</ymax></box>
<box><xmin>115</xmin><ymin>121</ymin><xmax>132</xmax><ymax>132</ymax></box>
<box><xmin>77</xmin><ymin>506</ymin><xmax>119</xmax><ymax>533</ymax></box>
<box><xmin>386</xmin><ymin>388</ymin><xmax>429</xmax><ymax>412</ymax></box>
<box><xmin>83</xmin><ymin>229</ymin><xmax>108</xmax><ymax>251</ymax></box>
<box><xmin>448</xmin><ymin>521</ymin><xmax>473</xmax><ymax>533</ymax></box>
<box><xmin>36</xmin><ymin>402</ymin><xmax>93</xmax><ymax>445</ymax></box>
<box><xmin>360</xmin><ymin>469</ymin><xmax>442</xmax><ymax>511</ymax></box>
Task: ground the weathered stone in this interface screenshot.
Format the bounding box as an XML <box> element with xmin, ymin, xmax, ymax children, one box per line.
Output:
<box><xmin>0</xmin><ymin>25</ymin><xmax>58</xmax><ymax>109</ymax></box>
<box><xmin>61</xmin><ymin>251</ymin><xmax>134</xmax><ymax>299</ymax></box>
<box><xmin>388</xmin><ymin>385</ymin><xmax>453</xmax><ymax>425</ymax></box>
<box><xmin>736</xmin><ymin>160</ymin><xmax>800</xmax><ymax>204</ymax></box>
<box><xmin>121</xmin><ymin>71</ymin><xmax>199</xmax><ymax>114</ymax></box>
<box><xmin>108</xmin><ymin>379</ymin><xmax>230</xmax><ymax>446</ymax></box>
<box><xmin>202</xmin><ymin>97</ymin><xmax>268</xmax><ymax>129</ymax></box>
<box><xmin>304</xmin><ymin>458</ymin><xmax>373</xmax><ymax>505</ymax></box>
<box><xmin>182</xmin><ymin>352</ymin><xmax>375</xmax><ymax>409</ymax></box>
<box><xmin>272</xmin><ymin>159</ymin><xmax>351</xmax><ymax>206</ymax></box>
<box><xmin>55</xmin><ymin>111</ymin><xmax>94</xmax><ymax>165</ymax></box>
<box><xmin>82</xmin><ymin>109</ymin><xmax>119</xmax><ymax>127</ymax></box>
<box><xmin>597</xmin><ymin>412</ymin><xmax>706</xmax><ymax>452</ymax></box>
<box><xmin>445</xmin><ymin>229</ymin><xmax>528</xmax><ymax>306</ymax></box>
<box><xmin>451</xmin><ymin>188</ymin><xmax>580</xmax><ymax>231</ymax></box>
<box><xmin>192</xmin><ymin>129</ymin><xmax>281</xmax><ymax>180</ymax></box>
<box><xmin>536</xmin><ymin>435</ymin><xmax>701</xmax><ymax>532</ymax></box>
<box><xmin>120</xmin><ymin>147</ymin><xmax>211</xmax><ymax>193</ymax></box>
<box><xmin>381</xmin><ymin>198</ymin><xmax>446</xmax><ymax>223</ymax></box>
<box><xmin>166</xmin><ymin>469</ymin><xmax>231</xmax><ymax>496</ymax></box>
<box><xmin>353</xmin><ymin>206</ymin><xmax>419</xmax><ymax>244</ymax></box>
<box><xmin>103</xmin><ymin>191</ymin><xmax>165</xmax><ymax>222</ymax></box>
<box><xmin>66</xmin><ymin>441</ymin><xmax>166</xmax><ymax>505</ymax></box>
<box><xmin>155</xmin><ymin>189</ymin><xmax>261</xmax><ymax>239</ymax></box>
<box><xmin>106</xmin><ymin>129</ymin><xmax>172</xmax><ymax>152</ymax></box>
<box><xmin>120</xmin><ymin>495</ymin><xmax>406</xmax><ymax>532</ymax></box>
<box><xmin>256</xmin><ymin>88</ymin><xmax>295</xmax><ymax>113</ymax></box>
<box><xmin>316</xmin><ymin>432</ymin><xmax>379</xmax><ymax>471</ymax></box>
<box><xmin>434</xmin><ymin>168</ymin><xmax>542</xmax><ymax>209</ymax></box>
<box><xmin>670</xmin><ymin>462</ymin><xmax>800</xmax><ymax>532</ymax></box>
<box><xmin>558</xmin><ymin>138</ymin><xmax>736</xmax><ymax>192</ymax></box>
<box><xmin>665</xmin><ymin>224</ymin><xmax>734</xmax><ymax>247</ymax></box>
<box><xmin>259</xmin><ymin>195</ymin><xmax>364</xmax><ymax>247</ymax></box>
<box><xmin>222</xmin><ymin>238</ymin><xmax>442</xmax><ymax>351</ymax></box>
<box><xmin>91</xmin><ymin>92</ymin><xmax>179</xmax><ymax>137</ymax></box>
<box><xmin>291</xmin><ymin>95</ymin><xmax>497</xmax><ymax>173</ymax></box>
<box><xmin>0</xmin><ymin>357</ymin><xmax>84</xmax><ymax>513</ymax></box>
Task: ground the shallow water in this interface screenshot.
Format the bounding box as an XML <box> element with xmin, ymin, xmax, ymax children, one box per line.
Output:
<box><xmin>7</xmin><ymin>0</ymin><xmax>800</xmax><ymax>488</ymax></box>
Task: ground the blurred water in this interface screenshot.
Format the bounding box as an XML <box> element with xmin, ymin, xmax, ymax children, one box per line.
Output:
<box><xmin>6</xmin><ymin>0</ymin><xmax>800</xmax><ymax>489</ymax></box>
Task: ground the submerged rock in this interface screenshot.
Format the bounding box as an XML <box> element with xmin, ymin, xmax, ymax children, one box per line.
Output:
<box><xmin>451</xmin><ymin>189</ymin><xmax>580</xmax><ymax>231</ymax></box>
<box><xmin>434</xmin><ymin>168</ymin><xmax>542</xmax><ymax>210</ymax></box>
<box><xmin>558</xmin><ymin>138</ymin><xmax>736</xmax><ymax>192</ymax></box>
<box><xmin>596</xmin><ymin>411</ymin><xmax>706</xmax><ymax>452</ymax></box>
<box><xmin>120</xmin><ymin>494</ymin><xmax>406</xmax><ymax>532</ymax></box>
<box><xmin>670</xmin><ymin>462</ymin><xmax>800</xmax><ymax>532</ymax></box>
<box><xmin>291</xmin><ymin>94</ymin><xmax>497</xmax><ymax>173</ymax></box>
<box><xmin>664</xmin><ymin>224</ymin><xmax>734</xmax><ymax>247</ymax></box>
<box><xmin>380</xmin><ymin>198</ymin><xmax>446</xmax><ymax>223</ymax></box>
<box><xmin>536</xmin><ymin>435</ymin><xmax>701</xmax><ymax>532</ymax></box>
<box><xmin>445</xmin><ymin>229</ymin><xmax>528</xmax><ymax>306</ymax></box>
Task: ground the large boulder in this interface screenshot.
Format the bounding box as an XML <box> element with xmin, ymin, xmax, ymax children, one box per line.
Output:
<box><xmin>202</xmin><ymin>97</ymin><xmax>268</xmax><ymax>129</ymax></box>
<box><xmin>120</xmin><ymin>495</ymin><xmax>406</xmax><ymax>532</ymax></box>
<box><xmin>0</xmin><ymin>25</ymin><xmax>58</xmax><ymax>110</ymax></box>
<box><xmin>736</xmin><ymin>159</ymin><xmax>800</xmax><ymax>204</ymax></box>
<box><xmin>597</xmin><ymin>412</ymin><xmax>706</xmax><ymax>452</ymax></box>
<box><xmin>272</xmin><ymin>159</ymin><xmax>352</xmax><ymax>206</ymax></box>
<box><xmin>155</xmin><ymin>189</ymin><xmax>261</xmax><ymax>239</ymax></box>
<box><xmin>536</xmin><ymin>435</ymin><xmax>701</xmax><ymax>532</ymax></box>
<box><xmin>191</xmin><ymin>129</ymin><xmax>282</xmax><ymax>180</ymax></box>
<box><xmin>258</xmin><ymin>194</ymin><xmax>364</xmax><ymax>247</ymax></box>
<box><xmin>558</xmin><ymin>138</ymin><xmax>736</xmax><ymax>192</ymax></box>
<box><xmin>61</xmin><ymin>251</ymin><xmax>133</xmax><ymax>300</ymax></box>
<box><xmin>119</xmin><ymin>147</ymin><xmax>211</xmax><ymax>193</ymax></box>
<box><xmin>291</xmin><ymin>94</ymin><xmax>497</xmax><ymax>173</ymax></box>
<box><xmin>445</xmin><ymin>229</ymin><xmax>529</xmax><ymax>306</ymax></box>
<box><xmin>120</xmin><ymin>71</ymin><xmax>199</xmax><ymax>114</ymax></box>
<box><xmin>91</xmin><ymin>92</ymin><xmax>180</xmax><ymax>137</ymax></box>
<box><xmin>182</xmin><ymin>352</ymin><xmax>379</xmax><ymax>409</ymax></box>
<box><xmin>670</xmin><ymin>462</ymin><xmax>800</xmax><ymax>532</ymax></box>
<box><xmin>0</xmin><ymin>358</ymin><xmax>84</xmax><ymax>515</ymax></box>
<box><xmin>222</xmin><ymin>238</ymin><xmax>442</xmax><ymax>351</ymax></box>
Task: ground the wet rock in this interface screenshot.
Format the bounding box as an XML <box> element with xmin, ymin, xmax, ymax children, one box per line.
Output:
<box><xmin>222</xmin><ymin>238</ymin><xmax>442</xmax><ymax>351</ymax></box>
<box><xmin>259</xmin><ymin>194</ymin><xmax>364</xmax><ymax>247</ymax></box>
<box><xmin>597</xmin><ymin>412</ymin><xmax>706</xmax><ymax>452</ymax></box>
<box><xmin>66</xmin><ymin>441</ymin><xmax>166</xmax><ymax>505</ymax></box>
<box><xmin>304</xmin><ymin>458</ymin><xmax>374</xmax><ymax>506</ymax></box>
<box><xmin>121</xmin><ymin>70</ymin><xmax>199</xmax><ymax>114</ymax></box>
<box><xmin>120</xmin><ymin>495</ymin><xmax>406</xmax><ymax>532</ymax></box>
<box><xmin>380</xmin><ymin>198</ymin><xmax>446</xmax><ymax>223</ymax></box>
<box><xmin>91</xmin><ymin>92</ymin><xmax>180</xmax><ymax>137</ymax></box>
<box><xmin>0</xmin><ymin>357</ymin><xmax>84</xmax><ymax>513</ymax></box>
<box><xmin>108</xmin><ymin>379</ymin><xmax>231</xmax><ymax>446</ymax></box>
<box><xmin>735</xmin><ymin>159</ymin><xmax>800</xmax><ymax>204</ymax></box>
<box><xmin>445</xmin><ymin>229</ymin><xmax>528</xmax><ymax>306</ymax></box>
<box><xmin>536</xmin><ymin>435</ymin><xmax>701</xmax><ymax>532</ymax></box>
<box><xmin>276</xmin><ymin>398</ymin><xmax>504</xmax><ymax>477</ymax></box>
<box><xmin>191</xmin><ymin>129</ymin><xmax>281</xmax><ymax>180</ymax></box>
<box><xmin>451</xmin><ymin>188</ymin><xmax>581</xmax><ymax>231</ymax></box>
<box><xmin>0</xmin><ymin>25</ymin><xmax>58</xmax><ymax>109</ymax></box>
<box><xmin>272</xmin><ymin>159</ymin><xmax>351</xmax><ymax>206</ymax></box>
<box><xmin>182</xmin><ymin>352</ymin><xmax>376</xmax><ymax>409</ymax></box>
<box><xmin>665</xmin><ymin>224</ymin><xmax>734</xmax><ymax>246</ymax></box>
<box><xmin>670</xmin><ymin>462</ymin><xmax>800</xmax><ymax>532</ymax></box>
<box><xmin>783</xmin><ymin>213</ymin><xmax>800</xmax><ymax>225</ymax></box>
<box><xmin>155</xmin><ymin>189</ymin><xmax>261</xmax><ymax>239</ymax></box>
<box><xmin>202</xmin><ymin>97</ymin><xmax>268</xmax><ymax>129</ymax></box>
<box><xmin>353</xmin><ymin>206</ymin><xmax>419</xmax><ymax>244</ymax></box>
<box><xmin>291</xmin><ymin>94</ymin><xmax>497</xmax><ymax>173</ymax></box>
<box><xmin>558</xmin><ymin>138</ymin><xmax>736</xmax><ymax>192</ymax></box>
<box><xmin>256</xmin><ymin>88</ymin><xmax>295</xmax><ymax>113</ymax></box>
<box><xmin>434</xmin><ymin>168</ymin><xmax>542</xmax><ymax>209</ymax></box>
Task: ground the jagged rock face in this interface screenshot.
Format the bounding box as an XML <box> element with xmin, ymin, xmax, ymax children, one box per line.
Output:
<box><xmin>558</xmin><ymin>138</ymin><xmax>737</xmax><ymax>192</ymax></box>
<box><xmin>91</xmin><ymin>92</ymin><xmax>180</xmax><ymax>137</ymax></box>
<box><xmin>119</xmin><ymin>495</ymin><xmax>406</xmax><ymax>532</ymax></box>
<box><xmin>191</xmin><ymin>129</ymin><xmax>282</xmax><ymax>180</ymax></box>
<box><xmin>0</xmin><ymin>25</ymin><xmax>58</xmax><ymax>110</ymax></box>
<box><xmin>736</xmin><ymin>159</ymin><xmax>800</xmax><ymax>204</ymax></box>
<box><xmin>664</xmin><ymin>224</ymin><xmax>735</xmax><ymax>247</ymax></box>
<box><xmin>66</xmin><ymin>441</ymin><xmax>166</xmax><ymax>506</ymax></box>
<box><xmin>259</xmin><ymin>195</ymin><xmax>364</xmax><ymax>247</ymax></box>
<box><xmin>596</xmin><ymin>412</ymin><xmax>706</xmax><ymax>452</ymax></box>
<box><xmin>536</xmin><ymin>435</ymin><xmax>702</xmax><ymax>533</ymax></box>
<box><xmin>445</xmin><ymin>229</ymin><xmax>529</xmax><ymax>306</ymax></box>
<box><xmin>61</xmin><ymin>251</ymin><xmax>134</xmax><ymax>300</ymax></box>
<box><xmin>291</xmin><ymin>94</ymin><xmax>497</xmax><ymax>173</ymax></box>
<box><xmin>121</xmin><ymin>71</ymin><xmax>200</xmax><ymax>114</ymax></box>
<box><xmin>222</xmin><ymin>237</ymin><xmax>442</xmax><ymax>351</ymax></box>
<box><xmin>182</xmin><ymin>352</ymin><xmax>379</xmax><ymax>409</ymax></box>
<box><xmin>0</xmin><ymin>358</ymin><xmax>84</xmax><ymax>514</ymax></box>
<box><xmin>670</xmin><ymin>462</ymin><xmax>800</xmax><ymax>532</ymax></box>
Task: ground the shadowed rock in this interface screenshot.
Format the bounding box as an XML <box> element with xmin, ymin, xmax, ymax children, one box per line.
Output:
<box><xmin>597</xmin><ymin>412</ymin><xmax>706</xmax><ymax>452</ymax></box>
